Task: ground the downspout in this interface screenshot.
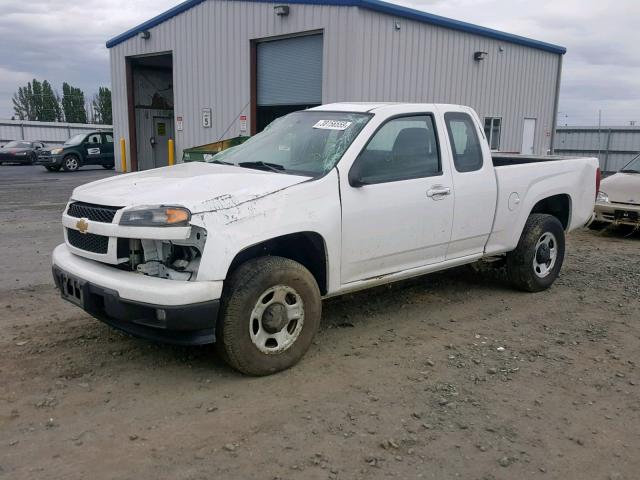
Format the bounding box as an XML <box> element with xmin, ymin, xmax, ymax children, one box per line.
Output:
<box><xmin>549</xmin><ymin>54</ymin><xmax>563</xmax><ymax>155</ymax></box>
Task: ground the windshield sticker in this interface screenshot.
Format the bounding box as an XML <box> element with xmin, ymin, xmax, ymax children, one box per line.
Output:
<box><xmin>313</xmin><ymin>120</ymin><xmax>352</xmax><ymax>131</ymax></box>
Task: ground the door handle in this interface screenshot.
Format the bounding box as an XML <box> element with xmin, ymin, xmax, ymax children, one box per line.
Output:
<box><xmin>426</xmin><ymin>186</ymin><xmax>451</xmax><ymax>199</ymax></box>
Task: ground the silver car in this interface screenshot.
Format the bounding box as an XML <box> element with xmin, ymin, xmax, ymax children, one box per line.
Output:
<box><xmin>592</xmin><ymin>154</ymin><xmax>640</xmax><ymax>228</ymax></box>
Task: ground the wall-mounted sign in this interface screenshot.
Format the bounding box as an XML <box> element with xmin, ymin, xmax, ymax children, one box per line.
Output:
<box><xmin>239</xmin><ymin>115</ymin><xmax>247</xmax><ymax>132</ymax></box>
<box><xmin>176</xmin><ymin>116</ymin><xmax>183</xmax><ymax>131</ymax></box>
<box><xmin>202</xmin><ymin>108</ymin><xmax>212</xmax><ymax>128</ymax></box>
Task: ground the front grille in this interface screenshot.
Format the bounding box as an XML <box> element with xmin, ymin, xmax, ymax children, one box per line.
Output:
<box><xmin>67</xmin><ymin>229</ymin><xmax>109</xmax><ymax>254</ymax></box>
<box><xmin>67</xmin><ymin>202</ymin><xmax>122</xmax><ymax>223</ymax></box>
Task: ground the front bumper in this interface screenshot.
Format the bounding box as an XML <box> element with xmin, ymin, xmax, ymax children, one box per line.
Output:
<box><xmin>52</xmin><ymin>244</ymin><xmax>223</xmax><ymax>345</ymax></box>
<box><xmin>36</xmin><ymin>154</ymin><xmax>63</xmax><ymax>166</ymax></box>
<box><xmin>594</xmin><ymin>201</ymin><xmax>640</xmax><ymax>225</ymax></box>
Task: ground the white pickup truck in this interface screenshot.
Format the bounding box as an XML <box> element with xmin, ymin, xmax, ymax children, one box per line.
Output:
<box><xmin>52</xmin><ymin>103</ymin><xmax>599</xmax><ymax>375</ymax></box>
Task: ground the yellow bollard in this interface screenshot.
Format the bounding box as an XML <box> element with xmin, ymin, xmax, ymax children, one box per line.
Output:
<box><xmin>168</xmin><ymin>139</ymin><xmax>175</xmax><ymax>166</ymax></box>
<box><xmin>119</xmin><ymin>138</ymin><xmax>127</xmax><ymax>172</ymax></box>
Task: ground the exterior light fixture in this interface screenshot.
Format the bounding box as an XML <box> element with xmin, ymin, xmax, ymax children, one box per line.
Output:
<box><xmin>139</xmin><ymin>30</ymin><xmax>151</xmax><ymax>40</ymax></box>
<box><xmin>394</xmin><ymin>21</ymin><xmax>401</xmax><ymax>31</ymax></box>
<box><xmin>274</xmin><ymin>5</ymin><xmax>290</xmax><ymax>16</ymax></box>
<box><xmin>474</xmin><ymin>51</ymin><xmax>488</xmax><ymax>61</ymax></box>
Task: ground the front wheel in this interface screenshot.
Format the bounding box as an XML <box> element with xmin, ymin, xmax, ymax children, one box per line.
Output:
<box><xmin>506</xmin><ymin>214</ymin><xmax>565</xmax><ymax>292</ymax></box>
<box><xmin>62</xmin><ymin>155</ymin><xmax>80</xmax><ymax>172</ymax></box>
<box><xmin>216</xmin><ymin>256</ymin><xmax>322</xmax><ymax>376</ymax></box>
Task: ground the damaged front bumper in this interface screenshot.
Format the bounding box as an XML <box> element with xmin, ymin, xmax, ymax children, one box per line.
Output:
<box><xmin>594</xmin><ymin>201</ymin><xmax>640</xmax><ymax>226</ymax></box>
<box><xmin>52</xmin><ymin>244</ymin><xmax>222</xmax><ymax>345</ymax></box>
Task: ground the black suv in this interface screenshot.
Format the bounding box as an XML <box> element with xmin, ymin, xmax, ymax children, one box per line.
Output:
<box><xmin>37</xmin><ymin>131</ymin><xmax>115</xmax><ymax>172</ymax></box>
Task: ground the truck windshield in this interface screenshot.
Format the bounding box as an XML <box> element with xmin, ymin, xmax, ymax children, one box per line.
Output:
<box><xmin>64</xmin><ymin>134</ymin><xmax>86</xmax><ymax>146</ymax></box>
<box><xmin>620</xmin><ymin>154</ymin><xmax>640</xmax><ymax>173</ymax></box>
<box><xmin>210</xmin><ymin>111</ymin><xmax>371</xmax><ymax>176</ymax></box>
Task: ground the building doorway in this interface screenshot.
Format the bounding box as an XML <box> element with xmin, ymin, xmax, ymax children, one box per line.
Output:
<box><xmin>126</xmin><ymin>53</ymin><xmax>174</xmax><ymax>170</ymax></box>
<box><xmin>521</xmin><ymin>118</ymin><xmax>536</xmax><ymax>155</ymax></box>
<box><xmin>252</xmin><ymin>33</ymin><xmax>323</xmax><ymax>134</ymax></box>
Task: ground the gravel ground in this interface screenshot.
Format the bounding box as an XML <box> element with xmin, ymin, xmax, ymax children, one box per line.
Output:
<box><xmin>1</xmin><ymin>165</ymin><xmax>639</xmax><ymax>480</ymax></box>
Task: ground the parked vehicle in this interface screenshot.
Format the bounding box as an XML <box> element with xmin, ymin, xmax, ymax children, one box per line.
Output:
<box><xmin>37</xmin><ymin>131</ymin><xmax>115</xmax><ymax>172</ymax></box>
<box><xmin>0</xmin><ymin>140</ymin><xmax>46</xmax><ymax>165</ymax></box>
<box><xmin>591</xmin><ymin>153</ymin><xmax>640</xmax><ymax>229</ymax></box>
<box><xmin>51</xmin><ymin>103</ymin><xmax>599</xmax><ymax>375</ymax></box>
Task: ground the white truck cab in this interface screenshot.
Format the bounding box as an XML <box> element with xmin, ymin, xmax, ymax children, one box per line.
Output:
<box><xmin>52</xmin><ymin>103</ymin><xmax>599</xmax><ymax>375</ymax></box>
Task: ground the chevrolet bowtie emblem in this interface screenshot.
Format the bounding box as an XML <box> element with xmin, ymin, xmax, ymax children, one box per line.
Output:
<box><xmin>76</xmin><ymin>218</ymin><xmax>89</xmax><ymax>234</ymax></box>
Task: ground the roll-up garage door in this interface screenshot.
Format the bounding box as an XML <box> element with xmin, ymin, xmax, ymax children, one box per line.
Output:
<box><xmin>257</xmin><ymin>34</ymin><xmax>323</xmax><ymax>106</ymax></box>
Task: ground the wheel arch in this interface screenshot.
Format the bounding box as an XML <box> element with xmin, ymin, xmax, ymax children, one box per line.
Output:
<box><xmin>226</xmin><ymin>231</ymin><xmax>329</xmax><ymax>295</ymax></box>
<box><xmin>530</xmin><ymin>193</ymin><xmax>572</xmax><ymax>230</ymax></box>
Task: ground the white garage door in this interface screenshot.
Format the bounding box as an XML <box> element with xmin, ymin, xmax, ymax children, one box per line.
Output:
<box><xmin>257</xmin><ymin>34</ymin><xmax>323</xmax><ymax>106</ymax></box>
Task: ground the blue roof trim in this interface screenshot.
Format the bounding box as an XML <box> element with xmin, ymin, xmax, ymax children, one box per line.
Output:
<box><xmin>106</xmin><ymin>0</ymin><xmax>566</xmax><ymax>55</ymax></box>
<box><xmin>106</xmin><ymin>0</ymin><xmax>207</xmax><ymax>48</ymax></box>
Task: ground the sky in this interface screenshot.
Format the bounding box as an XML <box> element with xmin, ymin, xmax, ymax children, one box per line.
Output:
<box><xmin>0</xmin><ymin>0</ymin><xmax>637</xmax><ymax>126</ymax></box>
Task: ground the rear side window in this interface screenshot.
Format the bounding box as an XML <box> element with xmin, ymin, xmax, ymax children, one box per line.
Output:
<box><xmin>444</xmin><ymin>112</ymin><xmax>483</xmax><ymax>173</ymax></box>
<box><xmin>104</xmin><ymin>133</ymin><xmax>114</xmax><ymax>143</ymax></box>
<box><xmin>352</xmin><ymin>115</ymin><xmax>440</xmax><ymax>185</ymax></box>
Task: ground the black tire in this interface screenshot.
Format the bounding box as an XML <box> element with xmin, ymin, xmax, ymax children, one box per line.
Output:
<box><xmin>27</xmin><ymin>152</ymin><xmax>37</xmax><ymax>165</ymax></box>
<box><xmin>44</xmin><ymin>165</ymin><xmax>61</xmax><ymax>172</ymax></box>
<box><xmin>102</xmin><ymin>164</ymin><xmax>115</xmax><ymax>170</ymax></box>
<box><xmin>506</xmin><ymin>214</ymin><xmax>565</xmax><ymax>292</ymax></box>
<box><xmin>62</xmin><ymin>154</ymin><xmax>80</xmax><ymax>172</ymax></box>
<box><xmin>216</xmin><ymin>256</ymin><xmax>322</xmax><ymax>376</ymax></box>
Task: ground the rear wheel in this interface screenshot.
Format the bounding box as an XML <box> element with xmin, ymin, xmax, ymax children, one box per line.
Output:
<box><xmin>506</xmin><ymin>214</ymin><xmax>565</xmax><ymax>292</ymax></box>
<box><xmin>44</xmin><ymin>165</ymin><xmax>61</xmax><ymax>172</ymax></box>
<box><xmin>62</xmin><ymin>155</ymin><xmax>80</xmax><ymax>172</ymax></box>
<box><xmin>216</xmin><ymin>256</ymin><xmax>322</xmax><ymax>376</ymax></box>
<box><xmin>102</xmin><ymin>164</ymin><xmax>115</xmax><ymax>170</ymax></box>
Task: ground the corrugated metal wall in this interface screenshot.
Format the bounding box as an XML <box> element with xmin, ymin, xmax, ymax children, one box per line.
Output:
<box><xmin>0</xmin><ymin>120</ymin><xmax>112</xmax><ymax>145</ymax></box>
<box><xmin>555</xmin><ymin>127</ymin><xmax>640</xmax><ymax>172</ymax></box>
<box><xmin>109</xmin><ymin>0</ymin><xmax>561</xmax><ymax>171</ymax></box>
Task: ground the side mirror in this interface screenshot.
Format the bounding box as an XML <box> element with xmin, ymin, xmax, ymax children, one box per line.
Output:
<box><xmin>348</xmin><ymin>159</ymin><xmax>367</xmax><ymax>187</ymax></box>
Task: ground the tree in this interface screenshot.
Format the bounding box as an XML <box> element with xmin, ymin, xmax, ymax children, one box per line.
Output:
<box><xmin>92</xmin><ymin>87</ymin><xmax>112</xmax><ymax>125</ymax></box>
<box><xmin>41</xmin><ymin>81</ymin><xmax>63</xmax><ymax>122</ymax></box>
<box><xmin>62</xmin><ymin>82</ymin><xmax>87</xmax><ymax>123</ymax></box>
<box><xmin>12</xmin><ymin>83</ymin><xmax>34</xmax><ymax>120</ymax></box>
<box><xmin>12</xmin><ymin>79</ymin><xmax>62</xmax><ymax>121</ymax></box>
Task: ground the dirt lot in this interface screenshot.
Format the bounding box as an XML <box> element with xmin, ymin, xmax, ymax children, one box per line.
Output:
<box><xmin>1</xmin><ymin>165</ymin><xmax>639</xmax><ymax>480</ymax></box>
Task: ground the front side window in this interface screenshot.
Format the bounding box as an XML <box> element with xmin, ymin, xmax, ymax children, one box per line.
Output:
<box><xmin>212</xmin><ymin>111</ymin><xmax>371</xmax><ymax>176</ymax></box>
<box><xmin>445</xmin><ymin>112</ymin><xmax>484</xmax><ymax>173</ymax></box>
<box><xmin>483</xmin><ymin>117</ymin><xmax>501</xmax><ymax>150</ymax></box>
<box><xmin>351</xmin><ymin>115</ymin><xmax>440</xmax><ymax>185</ymax></box>
<box><xmin>86</xmin><ymin>133</ymin><xmax>102</xmax><ymax>144</ymax></box>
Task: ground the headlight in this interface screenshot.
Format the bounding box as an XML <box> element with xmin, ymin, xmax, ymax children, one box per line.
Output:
<box><xmin>51</xmin><ymin>148</ymin><xmax>64</xmax><ymax>154</ymax></box>
<box><xmin>119</xmin><ymin>206</ymin><xmax>191</xmax><ymax>227</ymax></box>
<box><xmin>596</xmin><ymin>191</ymin><xmax>609</xmax><ymax>203</ymax></box>
<box><xmin>15</xmin><ymin>152</ymin><xmax>26</xmax><ymax>156</ymax></box>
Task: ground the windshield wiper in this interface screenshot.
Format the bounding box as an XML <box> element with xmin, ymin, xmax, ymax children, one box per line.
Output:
<box><xmin>209</xmin><ymin>159</ymin><xmax>234</xmax><ymax>165</ymax></box>
<box><xmin>620</xmin><ymin>169</ymin><xmax>640</xmax><ymax>174</ymax></box>
<box><xmin>238</xmin><ymin>161</ymin><xmax>285</xmax><ymax>173</ymax></box>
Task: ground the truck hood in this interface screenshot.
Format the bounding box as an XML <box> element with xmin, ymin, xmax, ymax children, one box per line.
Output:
<box><xmin>601</xmin><ymin>172</ymin><xmax>640</xmax><ymax>205</ymax></box>
<box><xmin>71</xmin><ymin>162</ymin><xmax>311</xmax><ymax>213</ymax></box>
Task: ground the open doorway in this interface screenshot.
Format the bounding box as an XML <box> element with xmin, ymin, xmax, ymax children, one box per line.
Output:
<box><xmin>126</xmin><ymin>53</ymin><xmax>174</xmax><ymax>170</ymax></box>
<box><xmin>251</xmin><ymin>33</ymin><xmax>323</xmax><ymax>134</ymax></box>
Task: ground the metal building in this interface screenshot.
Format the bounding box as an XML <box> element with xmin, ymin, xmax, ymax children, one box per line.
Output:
<box><xmin>0</xmin><ymin>119</ymin><xmax>112</xmax><ymax>146</ymax></box>
<box><xmin>107</xmin><ymin>0</ymin><xmax>566</xmax><ymax>171</ymax></box>
<box><xmin>555</xmin><ymin>126</ymin><xmax>640</xmax><ymax>174</ymax></box>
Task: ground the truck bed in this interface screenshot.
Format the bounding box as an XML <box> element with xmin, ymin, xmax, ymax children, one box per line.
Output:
<box><xmin>492</xmin><ymin>153</ymin><xmax>579</xmax><ymax>167</ymax></box>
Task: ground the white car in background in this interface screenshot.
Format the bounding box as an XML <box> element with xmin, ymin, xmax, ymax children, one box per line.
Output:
<box><xmin>592</xmin><ymin>154</ymin><xmax>640</xmax><ymax>229</ymax></box>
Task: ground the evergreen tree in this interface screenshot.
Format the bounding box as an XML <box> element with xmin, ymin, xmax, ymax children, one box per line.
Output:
<box><xmin>91</xmin><ymin>87</ymin><xmax>112</xmax><ymax>125</ymax></box>
<box><xmin>41</xmin><ymin>80</ymin><xmax>62</xmax><ymax>121</ymax></box>
<box><xmin>62</xmin><ymin>82</ymin><xmax>87</xmax><ymax>123</ymax></box>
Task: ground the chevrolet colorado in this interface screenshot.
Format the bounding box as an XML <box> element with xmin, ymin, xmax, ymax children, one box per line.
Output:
<box><xmin>52</xmin><ymin>103</ymin><xmax>599</xmax><ymax>375</ymax></box>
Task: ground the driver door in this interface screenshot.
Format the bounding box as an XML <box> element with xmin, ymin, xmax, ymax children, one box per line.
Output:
<box><xmin>84</xmin><ymin>133</ymin><xmax>103</xmax><ymax>163</ymax></box>
<box><xmin>339</xmin><ymin>113</ymin><xmax>454</xmax><ymax>284</ymax></box>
